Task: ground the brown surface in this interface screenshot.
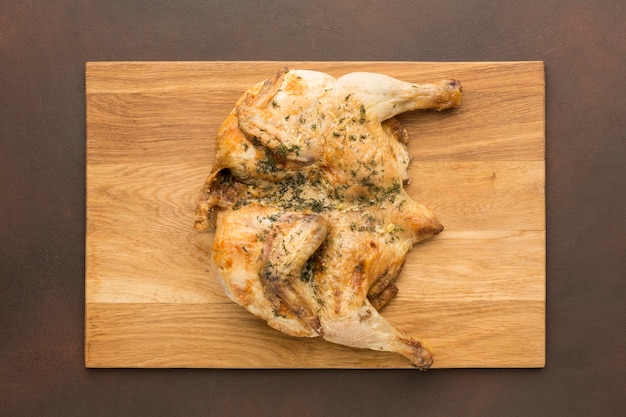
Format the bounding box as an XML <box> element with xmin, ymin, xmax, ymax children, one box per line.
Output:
<box><xmin>1</xmin><ymin>1</ymin><xmax>624</xmax><ymax>415</ymax></box>
<box><xmin>85</xmin><ymin>61</ymin><xmax>545</xmax><ymax>369</ymax></box>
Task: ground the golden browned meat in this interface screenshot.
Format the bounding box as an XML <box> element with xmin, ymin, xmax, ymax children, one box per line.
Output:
<box><xmin>195</xmin><ymin>68</ymin><xmax>461</xmax><ymax>369</ymax></box>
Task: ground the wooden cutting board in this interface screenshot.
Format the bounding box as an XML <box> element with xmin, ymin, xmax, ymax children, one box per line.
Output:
<box><xmin>85</xmin><ymin>61</ymin><xmax>545</xmax><ymax>368</ymax></box>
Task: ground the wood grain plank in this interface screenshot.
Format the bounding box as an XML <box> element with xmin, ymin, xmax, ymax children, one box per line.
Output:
<box><xmin>406</xmin><ymin>160</ymin><xmax>545</xmax><ymax>231</ymax></box>
<box><xmin>87</xmin><ymin>61</ymin><xmax>544</xmax><ymax>163</ymax></box>
<box><xmin>85</xmin><ymin>61</ymin><xmax>545</xmax><ymax>368</ymax></box>
<box><xmin>400</xmin><ymin>231</ymin><xmax>545</xmax><ymax>302</ymax></box>
<box><xmin>85</xmin><ymin>300</ymin><xmax>544</xmax><ymax>368</ymax></box>
<box><xmin>86</xmin><ymin>162</ymin><xmax>542</xmax><ymax>304</ymax></box>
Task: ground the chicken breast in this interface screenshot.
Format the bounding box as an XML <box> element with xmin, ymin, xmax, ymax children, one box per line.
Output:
<box><xmin>195</xmin><ymin>68</ymin><xmax>461</xmax><ymax>369</ymax></box>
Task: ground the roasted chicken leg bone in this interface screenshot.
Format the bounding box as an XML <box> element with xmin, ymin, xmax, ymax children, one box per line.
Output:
<box><xmin>195</xmin><ymin>68</ymin><xmax>462</xmax><ymax>369</ymax></box>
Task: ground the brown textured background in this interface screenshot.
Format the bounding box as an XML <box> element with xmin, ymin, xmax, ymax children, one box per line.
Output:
<box><xmin>1</xmin><ymin>1</ymin><xmax>624</xmax><ymax>416</ymax></box>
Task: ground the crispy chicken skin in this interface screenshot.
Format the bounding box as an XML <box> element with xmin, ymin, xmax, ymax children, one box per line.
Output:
<box><xmin>195</xmin><ymin>68</ymin><xmax>461</xmax><ymax>369</ymax></box>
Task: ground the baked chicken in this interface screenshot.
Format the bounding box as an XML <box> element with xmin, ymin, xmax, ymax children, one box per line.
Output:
<box><xmin>195</xmin><ymin>68</ymin><xmax>461</xmax><ymax>369</ymax></box>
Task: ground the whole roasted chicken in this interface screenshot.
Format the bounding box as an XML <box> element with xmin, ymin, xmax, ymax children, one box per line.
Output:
<box><xmin>195</xmin><ymin>68</ymin><xmax>461</xmax><ymax>369</ymax></box>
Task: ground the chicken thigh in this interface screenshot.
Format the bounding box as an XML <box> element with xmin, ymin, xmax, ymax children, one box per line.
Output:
<box><xmin>195</xmin><ymin>68</ymin><xmax>461</xmax><ymax>369</ymax></box>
